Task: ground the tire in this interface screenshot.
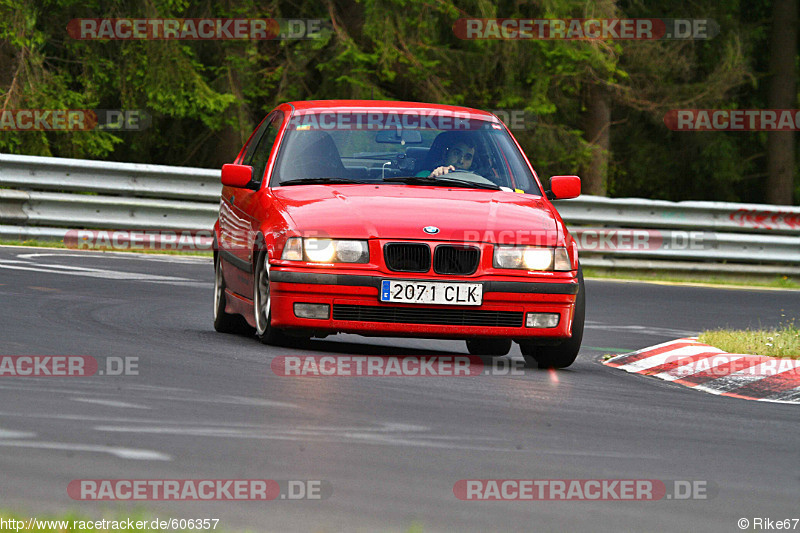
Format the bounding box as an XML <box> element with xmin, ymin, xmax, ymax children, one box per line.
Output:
<box><xmin>519</xmin><ymin>267</ymin><xmax>585</xmax><ymax>369</ymax></box>
<box><xmin>214</xmin><ymin>253</ymin><xmax>246</xmax><ymax>333</ymax></box>
<box><xmin>253</xmin><ymin>251</ymin><xmax>288</xmax><ymax>345</ymax></box>
<box><xmin>466</xmin><ymin>338</ymin><xmax>512</xmax><ymax>356</ymax></box>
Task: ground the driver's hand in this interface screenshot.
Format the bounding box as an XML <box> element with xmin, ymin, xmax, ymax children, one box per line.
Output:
<box><xmin>429</xmin><ymin>165</ymin><xmax>455</xmax><ymax>178</ymax></box>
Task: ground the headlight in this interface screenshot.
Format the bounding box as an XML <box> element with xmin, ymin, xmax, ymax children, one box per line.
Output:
<box><xmin>493</xmin><ymin>246</ymin><xmax>572</xmax><ymax>271</ymax></box>
<box><xmin>335</xmin><ymin>240</ymin><xmax>369</xmax><ymax>263</ymax></box>
<box><xmin>282</xmin><ymin>237</ymin><xmax>369</xmax><ymax>263</ymax></box>
<box><xmin>305</xmin><ymin>238</ymin><xmax>336</xmax><ymax>262</ymax></box>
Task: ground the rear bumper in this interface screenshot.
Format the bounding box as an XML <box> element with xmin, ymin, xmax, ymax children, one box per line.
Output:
<box><xmin>269</xmin><ymin>269</ymin><xmax>578</xmax><ymax>339</ymax></box>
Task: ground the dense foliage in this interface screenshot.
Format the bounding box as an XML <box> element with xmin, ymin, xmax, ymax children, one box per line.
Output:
<box><xmin>0</xmin><ymin>0</ymin><xmax>797</xmax><ymax>204</ymax></box>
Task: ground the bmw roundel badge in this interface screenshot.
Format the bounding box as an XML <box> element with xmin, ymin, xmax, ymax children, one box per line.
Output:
<box><xmin>423</xmin><ymin>226</ymin><xmax>440</xmax><ymax>235</ymax></box>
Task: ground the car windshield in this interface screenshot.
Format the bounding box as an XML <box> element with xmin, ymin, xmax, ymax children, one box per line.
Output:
<box><xmin>271</xmin><ymin>110</ymin><xmax>540</xmax><ymax>194</ymax></box>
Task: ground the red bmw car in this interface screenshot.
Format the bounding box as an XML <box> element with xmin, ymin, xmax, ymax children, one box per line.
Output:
<box><xmin>213</xmin><ymin>100</ymin><xmax>584</xmax><ymax>368</ymax></box>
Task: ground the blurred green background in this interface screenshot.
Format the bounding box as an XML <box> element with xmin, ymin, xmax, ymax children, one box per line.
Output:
<box><xmin>0</xmin><ymin>0</ymin><xmax>797</xmax><ymax>204</ymax></box>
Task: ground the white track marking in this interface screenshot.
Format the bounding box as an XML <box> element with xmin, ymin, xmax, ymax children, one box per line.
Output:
<box><xmin>696</xmin><ymin>359</ymin><xmax>800</xmax><ymax>394</ymax></box>
<box><xmin>0</xmin><ymin>385</ymin><xmax>298</xmax><ymax>410</ymax></box>
<box><xmin>606</xmin><ymin>341</ymin><xmax>800</xmax><ymax>404</ymax></box>
<box><xmin>617</xmin><ymin>345</ymin><xmax>722</xmax><ymax>373</ymax></box>
<box><xmin>0</xmin><ymin>383</ymin><xmax>297</xmax><ymax>409</ymax></box>
<box><xmin>17</xmin><ymin>252</ymin><xmax>210</xmax><ymax>264</ymax></box>
<box><xmin>653</xmin><ymin>354</ymin><xmax>747</xmax><ymax>381</ymax></box>
<box><xmin>71</xmin><ymin>398</ymin><xmax>151</xmax><ymax>409</ymax></box>
<box><xmin>0</xmin><ymin>428</ymin><xmax>36</xmax><ymax>439</ymax></box>
<box><xmin>0</xmin><ymin>440</ymin><xmax>170</xmax><ymax>460</ymax></box>
<box><xmin>96</xmin><ymin>422</ymin><xmax>429</xmax><ymax>437</ymax></box>
<box><xmin>91</xmin><ymin>423</ymin><xmax>659</xmax><ymax>458</ymax></box>
<box><xmin>604</xmin><ymin>338</ymin><xmax>697</xmax><ymax>365</ymax></box>
<box><xmin>92</xmin><ymin>422</ymin><xmax>516</xmax><ymax>453</ymax></box>
<box><xmin>0</xmin><ymin>259</ymin><xmax>194</xmax><ymax>282</ymax></box>
<box><xmin>0</xmin><ymin>411</ymin><xmax>284</xmax><ymax>426</ymax></box>
<box><xmin>585</xmin><ymin>321</ymin><xmax>698</xmax><ymax>338</ymax></box>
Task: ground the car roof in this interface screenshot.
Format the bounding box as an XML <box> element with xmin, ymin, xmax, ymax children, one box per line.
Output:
<box><xmin>283</xmin><ymin>100</ymin><xmax>500</xmax><ymax>121</ymax></box>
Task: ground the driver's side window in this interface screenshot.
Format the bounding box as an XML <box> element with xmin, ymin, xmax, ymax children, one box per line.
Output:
<box><xmin>242</xmin><ymin>111</ymin><xmax>283</xmax><ymax>187</ymax></box>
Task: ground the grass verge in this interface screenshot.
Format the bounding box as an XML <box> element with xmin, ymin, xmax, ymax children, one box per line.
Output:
<box><xmin>582</xmin><ymin>267</ymin><xmax>800</xmax><ymax>290</ymax></box>
<box><xmin>698</xmin><ymin>319</ymin><xmax>800</xmax><ymax>359</ymax></box>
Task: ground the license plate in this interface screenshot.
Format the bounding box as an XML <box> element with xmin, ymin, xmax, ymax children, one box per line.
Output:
<box><xmin>380</xmin><ymin>280</ymin><xmax>483</xmax><ymax>306</ymax></box>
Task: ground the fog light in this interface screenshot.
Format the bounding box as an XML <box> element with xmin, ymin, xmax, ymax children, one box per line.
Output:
<box><xmin>525</xmin><ymin>313</ymin><xmax>560</xmax><ymax>328</ymax></box>
<box><xmin>294</xmin><ymin>303</ymin><xmax>330</xmax><ymax>319</ymax></box>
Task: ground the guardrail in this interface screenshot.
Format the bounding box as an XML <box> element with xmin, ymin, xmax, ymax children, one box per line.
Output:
<box><xmin>1</xmin><ymin>153</ymin><xmax>799</xmax><ymax>276</ymax></box>
<box><xmin>0</xmin><ymin>153</ymin><xmax>220</xmax><ymax>201</ymax></box>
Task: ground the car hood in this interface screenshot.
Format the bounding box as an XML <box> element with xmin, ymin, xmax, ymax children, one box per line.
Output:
<box><xmin>272</xmin><ymin>184</ymin><xmax>560</xmax><ymax>245</ymax></box>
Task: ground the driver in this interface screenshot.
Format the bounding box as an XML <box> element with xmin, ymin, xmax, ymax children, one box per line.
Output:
<box><xmin>417</xmin><ymin>134</ymin><xmax>476</xmax><ymax>178</ymax></box>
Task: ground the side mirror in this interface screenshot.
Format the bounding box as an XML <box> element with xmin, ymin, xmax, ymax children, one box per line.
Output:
<box><xmin>547</xmin><ymin>175</ymin><xmax>581</xmax><ymax>200</ymax></box>
<box><xmin>221</xmin><ymin>164</ymin><xmax>254</xmax><ymax>188</ymax></box>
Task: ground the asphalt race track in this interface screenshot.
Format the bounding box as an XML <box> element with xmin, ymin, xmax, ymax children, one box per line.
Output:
<box><xmin>0</xmin><ymin>246</ymin><xmax>798</xmax><ymax>532</ymax></box>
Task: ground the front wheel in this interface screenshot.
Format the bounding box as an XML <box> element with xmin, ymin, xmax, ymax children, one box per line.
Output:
<box><xmin>253</xmin><ymin>251</ymin><xmax>287</xmax><ymax>345</ymax></box>
<box><xmin>214</xmin><ymin>254</ymin><xmax>246</xmax><ymax>333</ymax></box>
<box><xmin>519</xmin><ymin>267</ymin><xmax>585</xmax><ymax>369</ymax></box>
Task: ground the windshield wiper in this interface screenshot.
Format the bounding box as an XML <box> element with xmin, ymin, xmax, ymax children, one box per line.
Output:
<box><xmin>382</xmin><ymin>176</ymin><xmax>501</xmax><ymax>190</ymax></box>
<box><xmin>279</xmin><ymin>177</ymin><xmax>363</xmax><ymax>186</ymax></box>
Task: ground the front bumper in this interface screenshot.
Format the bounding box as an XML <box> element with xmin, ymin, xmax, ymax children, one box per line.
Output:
<box><xmin>269</xmin><ymin>269</ymin><xmax>579</xmax><ymax>339</ymax></box>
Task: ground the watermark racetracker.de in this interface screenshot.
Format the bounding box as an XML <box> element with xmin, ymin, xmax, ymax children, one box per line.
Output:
<box><xmin>664</xmin><ymin>109</ymin><xmax>800</xmax><ymax>131</ymax></box>
<box><xmin>660</xmin><ymin>355</ymin><xmax>800</xmax><ymax>379</ymax></box>
<box><xmin>67</xmin><ymin>18</ymin><xmax>328</xmax><ymax>40</ymax></box>
<box><xmin>455</xmin><ymin>229</ymin><xmax>711</xmax><ymax>252</ymax></box>
<box><xmin>286</xmin><ymin>109</ymin><xmax>531</xmax><ymax>131</ymax></box>
<box><xmin>453</xmin><ymin>18</ymin><xmax>719</xmax><ymax>40</ymax></box>
<box><xmin>454</xmin><ymin>479</ymin><xmax>717</xmax><ymax>500</ymax></box>
<box><xmin>272</xmin><ymin>355</ymin><xmax>525</xmax><ymax>377</ymax></box>
<box><xmin>0</xmin><ymin>109</ymin><xmax>151</xmax><ymax>131</ymax></box>
<box><xmin>68</xmin><ymin>479</ymin><xmax>332</xmax><ymax>500</ymax></box>
<box><xmin>65</xmin><ymin>228</ymin><xmax>716</xmax><ymax>254</ymax></box>
<box><xmin>64</xmin><ymin>229</ymin><xmax>214</xmax><ymax>251</ymax></box>
<box><xmin>0</xmin><ymin>356</ymin><xmax>139</xmax><ymax>376</ymax></box>
<box><xmin>489</xmin><ymin>109</ymin><xmax>538</xmax><ymax>131</ymax></box>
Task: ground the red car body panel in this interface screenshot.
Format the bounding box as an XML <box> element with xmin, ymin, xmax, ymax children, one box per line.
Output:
<box><xmin>272</xmin><ymin>185</ymin><xmax>559</xmax><ymax>241</ymax></box>
<box><xmin>214</xmin><ymin>100</ymin><xmax>581</xmax><ymax>341</ymax></box>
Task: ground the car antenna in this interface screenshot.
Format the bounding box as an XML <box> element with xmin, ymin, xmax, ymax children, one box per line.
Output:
<box><xmin>371</xmin><ymin>87</ymin><xmax>374</xmax><ymax>99</ymax></box>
